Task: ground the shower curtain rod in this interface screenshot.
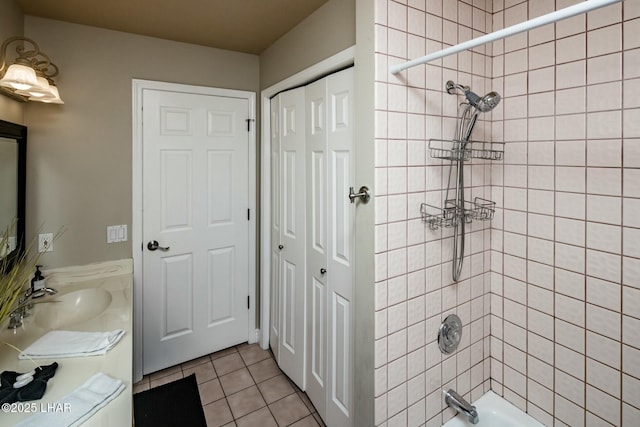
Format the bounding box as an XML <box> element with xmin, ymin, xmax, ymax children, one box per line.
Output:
<box><xmin>390</xmin><ymin>0</ymin><xmax>623</xmax><ymax>75</ymax></box>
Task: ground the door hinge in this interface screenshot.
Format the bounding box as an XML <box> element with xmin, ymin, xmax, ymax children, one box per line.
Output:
<box><xmin>248</xmin><ymin>209</ymin><xmax>250</xmax><ymax>220</ymax></box>
<box><xmin>247</xmin><ymin>296</ymin><xmax>250</xmax><ymax>309</ymax></box>
<box><xmin>246</xmin><ymin>118</ymin><xmax>254</xmax><ymax>132</ymax></box>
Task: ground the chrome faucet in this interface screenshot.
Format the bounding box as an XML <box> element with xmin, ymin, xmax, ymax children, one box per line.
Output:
<box><xmin>445</xmin><ymin>389</ymin><xmax>479</xmax><ymax>425</ymax></box>
<box><xmin>7</xmin><ymin>287</ymin><xmax>58</xmax><ymax>329</ymax></box>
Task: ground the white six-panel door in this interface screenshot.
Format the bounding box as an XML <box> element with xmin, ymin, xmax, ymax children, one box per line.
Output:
<box><xmin>269</xmin><ymin>95</ymin><xmax>281</xmax><ymax>361</ymax></box>
<box><xmin>305</xmin><ymin>76</ymin><xmax>328</xmax><ymax>418</ymax></box>
<box><xmin>271</xmin><ymin>67</ymin><xmax>354</xmax><ymax>426</ymax></box>
<box><xmin>325</xmin><ymin>68</ymin><xmax>355</xmax><ymax>427</ymax></box>
<box><xmin>305</xmin><ymin>68</ymin><xmax>355</xmax><ymax>426</ymax></box>
<box><xmin>272</xmin><ymin>87</ymin><xmax>307</xmax><ymax>389</ymax></box>
<box><xmin>142</xmin><ymin>89</ymin><xmax>250</xmax><ymax>374</ymax></box>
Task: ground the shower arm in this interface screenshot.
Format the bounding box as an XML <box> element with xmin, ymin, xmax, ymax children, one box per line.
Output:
<box><xmin>447</xmin><ymin>81</ymin><xmax>469</xmax><ymax>96</ymax></box>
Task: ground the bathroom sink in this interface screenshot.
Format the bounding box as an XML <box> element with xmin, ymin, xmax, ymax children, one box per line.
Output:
<box><xmin>34</xmin><ymin>288</ymin><xmax>112</xmax><ymax>329</ymax></box>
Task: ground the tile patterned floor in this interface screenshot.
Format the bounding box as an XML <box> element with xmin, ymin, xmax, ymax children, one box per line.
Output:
<box><xmin>133</xmin><ymin>343</ymin><xmax>326</xmax><ymax>427</ymax></box>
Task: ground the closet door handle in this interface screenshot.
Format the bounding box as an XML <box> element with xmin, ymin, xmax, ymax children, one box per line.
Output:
<box><xmin>320</xmin><ymin>268</ymin><xmax>327</xmax><ymax>275</ymax></box>
<box><xmin>348</xmin><ymin>186</ymin><xmax>371</xmax><ymax>204</ymax></box>
<box><xmin>278</xmin><ymin>244</ymin><xmax>284</xmax><ymax>250</ymax></box>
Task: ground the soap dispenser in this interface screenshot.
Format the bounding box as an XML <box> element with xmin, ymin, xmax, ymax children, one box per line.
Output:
<box><xmin>31</xmin><ymin>265</ymin><xmax>45</xmax><ymax>294</ymax></box>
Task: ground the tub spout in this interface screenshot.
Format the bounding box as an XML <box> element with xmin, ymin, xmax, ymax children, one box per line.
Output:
<box><xmin>469</xmin><ymin>408</ymin><xmax>479</xmax><ymax>424</ymax></box>
<box><xmin>445</xmin><ymin>389</ymin><xmax>479</xmax><ymax>424</ymax></box>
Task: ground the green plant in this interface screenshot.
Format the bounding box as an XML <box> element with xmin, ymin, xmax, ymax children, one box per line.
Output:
<box><xmin>0</xmin><ymin>224</ymin><xmax>62</xmax><ymax>325</ymax></box>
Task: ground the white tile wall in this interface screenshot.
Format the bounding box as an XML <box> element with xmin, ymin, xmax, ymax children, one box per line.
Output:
<box><xmin>374</xmin><ymin>1</ymin><xmax>494</xmax><ymax>425</ymax></box>
<box><xmin>374</xmin><ymin>1</ymin><xmax>638</xmax><ymax>426</ymax></box>
<box><xmin>489</xmin><ymin>2</ymin><xmax>638</xmax><ymax>423</ymax></box>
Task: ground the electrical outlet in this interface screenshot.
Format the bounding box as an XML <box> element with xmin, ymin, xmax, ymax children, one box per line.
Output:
<box><xmin>38</xmin><ymin>233</ymin><xmax>54</xmax><ymax>253</ymax></box>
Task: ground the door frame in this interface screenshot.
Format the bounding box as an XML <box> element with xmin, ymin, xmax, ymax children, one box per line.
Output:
<box><xmin>132</xmin><ymin>79</ymin><xmax>257</xmax><ymax>382</ymax></box>
<box><xmin>259</xmin><ymin>46</ymin><xmax>355</xmax><ymax>349</ymax></box>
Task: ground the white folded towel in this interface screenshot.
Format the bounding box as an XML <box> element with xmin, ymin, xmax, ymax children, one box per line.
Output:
<box><xmin>19</xmin><ymin>330</ymin><xmax>125</xmax><ymax>359</ymax></box>
<box><xmin>14</xmin><ymin>372</ymin><xmax>124</xmax><ymax>427</ymax></box>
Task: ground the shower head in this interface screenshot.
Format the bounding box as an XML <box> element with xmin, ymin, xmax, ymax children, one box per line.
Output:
<box><xmin>446</xmin><ymin>80</ymin><xmax>501</xmax><ymax>113</ymax></box>
<box><xmin>475</xmin><ymin>91</ymin><xmax>501</xmax><ymax>112</ymax></box>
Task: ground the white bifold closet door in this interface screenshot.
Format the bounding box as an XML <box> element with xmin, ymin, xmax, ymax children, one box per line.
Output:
<box><xmin>271</xmin><ymin>87</ymin><xmax>307</xmax><ymax>389</ymax></box>
<box><xmin>305</xmin><ymin>68</ymin><xmax>355</xmax><ymax>427</ymax></box>
<box><xmin>269</xmin><ymin>94</ymin><xmax>281</xmax><ymax>362</ymax></box>
<box><xmin>270</xmin><ymin>67</ymin><xmax>354</xmax><ymax>427</ymax></box>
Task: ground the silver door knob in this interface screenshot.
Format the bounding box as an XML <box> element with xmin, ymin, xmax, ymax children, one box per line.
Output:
<box><xmin>147</xmin><ymin>240</ymin><xmax>170</xmax><ymax>251</ymax></box>
<box><xmin>320</xmin><ymin>268</ymin><xmax>327</xmax><ymax>275</ymax></box>
<box><xmin>349</xmin><ymin>186</ymin><xmax>371</xmax><ymax>204</ymax></box>
<box><xmin>278</xmin><ymin>244</ymin><xmax>284</xmax><ymax>250</ymax></box>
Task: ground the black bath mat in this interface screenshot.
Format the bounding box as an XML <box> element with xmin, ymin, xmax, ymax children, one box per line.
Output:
<box><xmin>134</xmin><ymin>373</ymin><xmax>206</xmax><ymax>427</ymax></box>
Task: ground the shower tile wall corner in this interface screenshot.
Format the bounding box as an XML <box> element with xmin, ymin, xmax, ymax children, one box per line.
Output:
<box><xmin>374</xmin><ymin>0</ymin><xmax>640</xmax><ymax>426</ymax></box>
<box><xmin>374</xmin><ymin>1</ymin><xmax>494</xmax><ymax>426</ymax></box>
<box><xmin>490</xmin><ymin>1</ymin><xmax>639</xmax><ymax>426</ymax></box>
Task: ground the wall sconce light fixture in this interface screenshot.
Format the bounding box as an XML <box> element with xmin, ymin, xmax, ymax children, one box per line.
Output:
<box><xmin>0</xmin><ymin>36</ymin><xmax>64</xmax><ymax>104</ymax></box>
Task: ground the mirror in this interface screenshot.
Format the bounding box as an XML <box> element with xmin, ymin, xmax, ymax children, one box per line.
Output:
<box><xmin>0</xmin><ymin>120</ymin><xmax>26</xmax><ymax>264</ymax></box>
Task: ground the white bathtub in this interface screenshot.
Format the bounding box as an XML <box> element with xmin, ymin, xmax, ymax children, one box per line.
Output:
<box><xmin>443</xmin><ymin>391</ymin><xmax>546</xmax><ymax>427</ymax></box>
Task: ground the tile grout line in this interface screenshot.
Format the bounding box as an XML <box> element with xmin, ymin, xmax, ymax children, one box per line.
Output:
<box><xmin>238</xmin><ymin>349</ymin><xmax>283</xmax><ymax>426</ymax></box>
<box><xmin>136</xmin><ymin>344</ymin><xmax>322</xmax><ymax>427</ymax></box>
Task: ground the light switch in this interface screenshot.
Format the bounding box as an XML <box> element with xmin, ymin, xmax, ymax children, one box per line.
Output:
<box><xmin>107</xmin><ymin>225</ymin><xmax>128</xmax><ymax>243</ymax></box>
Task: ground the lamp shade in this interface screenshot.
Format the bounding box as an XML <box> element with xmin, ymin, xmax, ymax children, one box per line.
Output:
<box><xmin>0</xmin><ymin>63</ymin><xmax>38</xmax><ymax>90</ymax></box>
<box><xmin>31</xmin><ymin>84</ymin><xmax>64</xmax><ymax>104</ymax></box>
<box><xmin>15</xmin><ymin>76</ymin><xmax>51</xmax><ymax>97</ymax></box>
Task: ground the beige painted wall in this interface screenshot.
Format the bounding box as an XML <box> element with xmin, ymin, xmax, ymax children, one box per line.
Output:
<box><xmin>0</xmin><ymin>0</ymin><xmax>25</xmax><ymax>124</ymax></box>
<box><xmin>353</xmin><ymin>1</ymin><xmax>375</xmax><ymax>424</ymax></box>
<box><xmin>23</xmin><ymin>16</ymin><xmax>259</xmax><ymax>267</ymax></box>
<box><xmin>259</xmin><ymin>0</ymin><xmax>355</xmax><ymax>89</ymax></box>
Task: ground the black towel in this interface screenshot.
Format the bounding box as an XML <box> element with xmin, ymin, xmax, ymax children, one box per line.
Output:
<box><xmin>0</xmin><ymin>362</ymin><xmax>59</xmax><ymax>404</ymax></box>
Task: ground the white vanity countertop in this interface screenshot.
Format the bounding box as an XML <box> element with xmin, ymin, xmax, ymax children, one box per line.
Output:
<box><xmin>0</xmin><ymin>259</ymin><xmax>133</xmax><ymax>427</ymax></box>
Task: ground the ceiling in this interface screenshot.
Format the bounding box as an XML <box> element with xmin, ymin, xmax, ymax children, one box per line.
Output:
<box><xmin>15</xmin><ymin>0</ymin><xmax>328</xmax><ymax>55</ymax></box>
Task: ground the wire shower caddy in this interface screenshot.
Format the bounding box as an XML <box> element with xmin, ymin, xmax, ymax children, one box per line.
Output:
<box><xmin>420</xmin><ymin>138</ymin><xmax>503</xmax><ymax>230</ymax></box>
<box><xmin>421</xmin><ymin>197</ymin><xmax>496</xmax><ymax>230</ymax></box>
<box><xmin>428</xmin><ymin>138</ymin><xmax>504</xmax><ymax>161</ymax></box>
